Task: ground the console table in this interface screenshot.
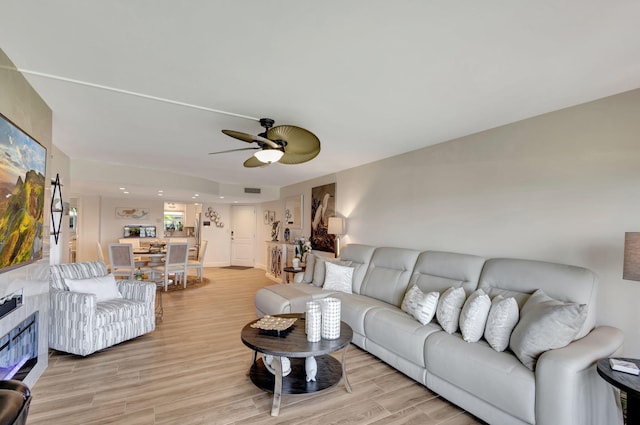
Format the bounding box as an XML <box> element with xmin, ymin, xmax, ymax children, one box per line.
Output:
<box><xmin>265</xmin><ymin>242</ymin><xmax>296</xmax><ymax>283</ymax></box>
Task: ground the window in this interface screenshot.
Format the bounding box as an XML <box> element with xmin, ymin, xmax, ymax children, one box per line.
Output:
<box><xmin>164</xmin><ymin>211</ymin><xmax>184</xmax><ymax>232</ymax></box>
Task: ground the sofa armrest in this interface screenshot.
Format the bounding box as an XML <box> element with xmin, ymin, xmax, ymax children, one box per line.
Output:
<box><xmin>535</xmin><ymin>325</ymin><xmax>624</xmax><ymax>425</ymax></box>
<box><xmin>117</xmin><ymin>280</ymin><xmax>156</xmax><ymax>303</ymax></box>
<box><xmin>49</xmin><ymin>288</ymin><xmax>97</xmax><ymax>356</ymax></box>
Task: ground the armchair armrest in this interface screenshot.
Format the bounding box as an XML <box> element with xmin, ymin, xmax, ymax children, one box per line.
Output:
<box><xmin>49</xmin><ymin>288</ymin><xmax>97</xmax><ymax>356</ymax></box>
<box><xmin>535</xmin><ymin>326</ymin><xmax>624</xmax><ymax>425</ymax></box>
<box><xmin>117</xmin><ymin>280</ymin><xmax>156</xmax><ymax>303</ymax></box>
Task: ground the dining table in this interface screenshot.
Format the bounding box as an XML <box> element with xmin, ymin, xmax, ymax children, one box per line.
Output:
<box><xmin>134</xmin><ymin>248</ymin><xmax>166</xmax><ymax>266</ymax></box>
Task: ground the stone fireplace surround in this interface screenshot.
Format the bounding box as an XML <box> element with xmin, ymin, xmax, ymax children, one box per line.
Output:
<box><xmin>0</xmin><ymin>258</ymin><xmax>49</xmax><ymax>388</ymax></box>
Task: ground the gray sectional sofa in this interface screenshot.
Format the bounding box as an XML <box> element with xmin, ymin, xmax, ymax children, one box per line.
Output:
<box><xmin>254</xmin><ymin>244</ymin><xmax>624</xmax><ymax>425</ymax></box>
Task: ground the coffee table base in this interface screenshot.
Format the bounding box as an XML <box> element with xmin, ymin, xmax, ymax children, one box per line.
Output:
<box><xmin>250</xmin><ymin>353</ymin><xmax>350</xmax><ymax>416</ymax></box>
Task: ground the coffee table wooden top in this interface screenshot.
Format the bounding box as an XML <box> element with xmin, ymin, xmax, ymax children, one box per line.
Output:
<box><xmin>241</xmin><ymin>313</ymin><xmax>352</xmax><ymax>358</ymax></box>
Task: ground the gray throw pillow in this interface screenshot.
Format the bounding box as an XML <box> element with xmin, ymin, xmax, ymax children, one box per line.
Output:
<box><xmin>509</xmin><ymin>289</ymin><xmax>587</xmax><ymax>370</ymax></box>
<box><xmin>302</xmin><ymin>253</ymin><xmax>316</xmax><ymax>284</ymax></box>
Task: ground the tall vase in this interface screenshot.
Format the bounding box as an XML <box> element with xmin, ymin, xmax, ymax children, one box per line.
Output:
<box><xmin>321</xmin><ymin>297</ymin><xmax>341</xmax><ymax>340</ymax></box>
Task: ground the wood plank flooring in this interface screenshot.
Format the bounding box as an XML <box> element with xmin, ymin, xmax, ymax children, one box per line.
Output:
<box><xmin>28</xmin><ymin>268</ymin><xmax>484</xmax><ymax>425</ymax></box>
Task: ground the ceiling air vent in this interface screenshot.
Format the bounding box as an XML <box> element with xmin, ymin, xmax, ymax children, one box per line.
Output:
<box><xmin>244</xmin><ymin>187</ymin><xmax>261</xmax><ymax>194</ymax></box>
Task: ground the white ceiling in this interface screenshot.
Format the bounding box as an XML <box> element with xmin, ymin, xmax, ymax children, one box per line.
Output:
<box><xmin>1</xmin><ymin>1</ymin><xmax>639</xmax><ymax>203</ymax></box>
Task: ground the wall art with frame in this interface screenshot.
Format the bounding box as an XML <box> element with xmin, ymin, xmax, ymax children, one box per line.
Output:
<box><xmin>0</xmin><ymin>112</ymin><xmax>47</xmax><ymax>272</ymax></box>
<box><xmin>310</xmin><ymin>183</ymin><xmax>336</xmax><ymax>254</ymax></box>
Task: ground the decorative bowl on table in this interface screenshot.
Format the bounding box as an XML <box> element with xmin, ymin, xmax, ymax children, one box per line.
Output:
<box><xmin>251</xmin><ymin>315</ymin><xmax>297</xmax><ymax>336</ymax></box>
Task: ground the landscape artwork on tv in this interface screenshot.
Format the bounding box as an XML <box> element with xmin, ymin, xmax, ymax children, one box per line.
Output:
<box><xmin>0</xmin><ymin>113</ymin><xmax>46</xmax><ymax>272</ymax></box>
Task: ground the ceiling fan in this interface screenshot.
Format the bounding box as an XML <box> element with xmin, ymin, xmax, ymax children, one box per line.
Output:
<box><xmin>209</xmin><ymin>118</ymin><xmax>321</xmax><ymax>167</ymax></box>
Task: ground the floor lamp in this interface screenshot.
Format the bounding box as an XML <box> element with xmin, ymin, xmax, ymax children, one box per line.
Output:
<box><xmin>624</xmin><ymin>232</ymin><xmax>640</xmax><ymax>281</ymax></box>
<box><xmin>328</xmin><ymin>217</ymin><xmax>345</xmax><ymax>258</ymax></box>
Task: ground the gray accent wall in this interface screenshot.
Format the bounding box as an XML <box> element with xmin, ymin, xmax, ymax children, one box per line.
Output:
<box><xmin>284</xmin><ymin>88</ymin><xmax>640</xmax><ymax>357</ymax></box>
<box><xmin>0</xmin><ymin>48</ymin><xmax>52</xmax><ymax>386</ymax></box>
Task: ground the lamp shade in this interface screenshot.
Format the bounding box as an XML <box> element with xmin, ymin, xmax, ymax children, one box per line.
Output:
<box><xmin>254</xmin><ymin>149</ymin><xmax>283</xmax><ymax>164</ymax></box>
<box><xmin>623</xmin><ymin>232</ymin><xmax>640</xmax><ymax>281</ymax></box>
<box><xmin>327</xmin><ymin>217</ymin><xmax>345</xmax><ymax>235</ymax></box>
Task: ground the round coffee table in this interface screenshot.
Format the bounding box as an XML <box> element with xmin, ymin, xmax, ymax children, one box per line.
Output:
<box><xmin>241</xmin><ymin>313</ymin><xmax>353</xmax><ymax>416</ymax></box>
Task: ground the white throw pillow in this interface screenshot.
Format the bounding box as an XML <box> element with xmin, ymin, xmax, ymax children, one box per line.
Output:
<box><xmin>509</xmin><ymin>289</ymin><xmax>587</xmax><ymax>370</ymax></box>
<box><xmin>312</xmin><ymin>256</ymin><xmax>352</xmax><ymax>287</ymax></box>
<box><xmin>65</xmin><ymin>274</ymin><xmax>123</xmax><ymax>302</ymax></box>
<box><xmin>401</xmin><ymin>285</ymin><xmax>439</xmax><ymax>325</ymax></box>
<box><xmin>459</xmin><ymin>289</ymin><xmax>491</xmax><ymax>342</ymax></box>
<box><xmin>436</xmin><ymin>286</ymin><xmax>466</xmax><ymax>334</ymax></box>
<box><xmin>322</xmin><ymin>262</ymin><xmax>354</xmax><ymax>294</ymax></box>
<box><xmin>484</xmin><ymin>295</ymin><xmax>519</xmax><ymax>351</ymax></box>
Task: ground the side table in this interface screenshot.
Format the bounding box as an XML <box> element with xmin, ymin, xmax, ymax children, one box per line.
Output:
<box><xmin>597</xmin><ymin>357</ymin><xmax>640</xmax><ymax>424</ymax></box>
<box><xmin>283</xmin><ymin>266</ymin><xmax>304</xmax><ymax>283</ymax></box>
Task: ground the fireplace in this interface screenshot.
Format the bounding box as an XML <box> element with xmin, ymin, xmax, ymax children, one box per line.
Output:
<box><xmin>0</xmin><ymin>311</ymin><xmax>38</xmax><ymax>381</ymax></box>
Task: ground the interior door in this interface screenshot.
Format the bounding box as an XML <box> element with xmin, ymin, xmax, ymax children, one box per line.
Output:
<box><xmin>230</xmin><ymin>205</ymin><xmax>256</xmax><ymax>267</ymax></box>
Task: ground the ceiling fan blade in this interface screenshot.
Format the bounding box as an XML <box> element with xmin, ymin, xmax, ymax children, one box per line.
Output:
<box><xmin>221</xmin><ymin>130</ymin><xmax>258</xmax><ymax>143</ymax></box>
<box><xmin>222</xmin><ymin>129</ymin><xmax>279</xmax><ymax>149</ymax></box>
<box><xmin>267</xmin><ymin>125</ymin><xmax>321</xmax><ymax>164</ymax></box>
<box><xmin>243</xmin><ymin>155</ymin><xmax>270</xmax><ymax>168</ymax></box>
<box><xmin>279</xmin><ymin>150</ymin><xmax>321</xmax><ymax>164</ymax></box>
<box><xmin>208</xmin><ymin>147</ymin><xmax>259</xmax><ymax>155</ymax></box>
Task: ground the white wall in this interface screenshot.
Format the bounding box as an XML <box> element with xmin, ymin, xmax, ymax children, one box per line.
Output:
<box><xmin>329</xmin><ymin>89</ymin><xmax>640</xmax><ymax>356</ymax></box>
<box><xmin>200</xmin><ymin>203</ymin><xmax>231</xmax><ymax>267</ymax></box>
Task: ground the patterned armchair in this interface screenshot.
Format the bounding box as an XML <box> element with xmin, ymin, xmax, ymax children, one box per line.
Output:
<box><xmin>49</xmin><ymin>261</ymin><xmax>156</xmax><ymax>356</ymax></box>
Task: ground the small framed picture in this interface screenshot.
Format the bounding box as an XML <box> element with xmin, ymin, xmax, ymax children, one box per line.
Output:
<box><xmin>264</xmin><ymin>210</ymin><xmax>270</xmax><ymax>225</ymax></box>
<box><xmin>268</xmin><ymin>211</ymin><xmax>275</xmax><ymax>224</ymax></box>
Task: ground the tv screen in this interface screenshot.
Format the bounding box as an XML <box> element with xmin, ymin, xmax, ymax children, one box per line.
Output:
<box><xmin>0</xmin><ymin>113</ymin><xmax>46</xmax><ymax>272</ymax></box>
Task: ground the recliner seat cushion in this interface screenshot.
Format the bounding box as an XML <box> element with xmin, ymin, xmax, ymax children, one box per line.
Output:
<box><xmin>365</xmin><ymin>307</ymin><xmax>441</xmax><ymax>368</ymax></box>
<box><xmin>426</xmin><ymin>331</ymin><xmax>536</xmax><ymax>424</ymax></box>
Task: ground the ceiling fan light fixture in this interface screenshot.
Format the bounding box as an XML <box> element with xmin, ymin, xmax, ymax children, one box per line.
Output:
<box><xmin>254</xmin><ymin>149</ymin><xmax>284</xmax><ymax>164</ymax></box>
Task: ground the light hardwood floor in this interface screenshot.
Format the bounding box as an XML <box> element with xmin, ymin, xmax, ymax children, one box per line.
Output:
<box><xmin>29</xmin><ymin>267</ymin><xmax>484</xmax><ymax>425</ymax></box>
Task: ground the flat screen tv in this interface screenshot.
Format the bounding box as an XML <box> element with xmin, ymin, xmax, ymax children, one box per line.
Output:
<box><xmin>0</xmin><ymin>112</ymin><xmax>46</xmax><ymax>272</ymax></box>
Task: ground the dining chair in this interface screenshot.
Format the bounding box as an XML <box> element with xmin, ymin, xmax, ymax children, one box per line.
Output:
<box><xmin>96</xmin><ymin>242</ymin><xmax>111</xmax><ymax>272</ymax></box>
<box><xmin>119</xmin><ymin>238</ymin><xmax>141</xmax><ymax>250</ymax></box>
<box><xmin>187</xmin><ymin>240</ymin><xmax>208</xmax><ymax>282</ymax></box>
<box><xmin>108</xmin><ymin>243</ymin><xmax>136</xmax><ymax>280</ymax></box>
<box><xmin>150</xmin><ymin>242</ymin><xmax>189</xmax><ymax>291</ymax></box>
<box><xmin>96</xmin><ymin>241</ymin><xmax>105</xmax><ymax>262</ymax></box>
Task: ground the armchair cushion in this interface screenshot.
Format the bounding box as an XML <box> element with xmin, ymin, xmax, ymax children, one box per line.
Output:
<box><xmin>65</xmin><ymin>274</ymin><xmax>123</xmax><ymax>302</ymax></box>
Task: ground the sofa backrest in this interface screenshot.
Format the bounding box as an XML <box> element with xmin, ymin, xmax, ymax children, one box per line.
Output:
<box><xmin>359</xmin><ymin>247</ymin><xmax>420</xmax><ymax>306</ymax></box>
<box><xmin>478</xmin><ymin>258</ymin><xmax>598</xmax><ymax>339</ymax></box>
<box><xmin>338</xmin><ymin>244</ymin><xmax>376</xmax><ymax>293</ymax></box>
<box><xmin>50</xmin><ymin>261</ymin><xmax>108</xmax><ymax>290</ymax></box>
<box><xmin>409</xmin><ymin>251</ymin><xmax>486</xmax><ymax>296</ymax></box>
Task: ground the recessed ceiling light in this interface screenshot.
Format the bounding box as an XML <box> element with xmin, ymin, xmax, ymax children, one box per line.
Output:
<box><xmin>219</xmin><ymin>196</ymin><xmax>225</xmax><ymax>199</ymax></box>
<box><xmin>120</xmin><ymin>187</ymin><xmax>126</xmax><ymax>190</ymax></box>
<box><xmin>158</xmin><ymin>193</ymin><xmax>163</xmax><ymax>196</ymax></box>
<box><xmin>194</xmin><ymin>194</ymin><xmax>199</xmax><ymax>197</ymax></box>
<box><xmin>123</xmin><ymin>191</ymin><xmax>129</xmax><ymax>194</ymax></box>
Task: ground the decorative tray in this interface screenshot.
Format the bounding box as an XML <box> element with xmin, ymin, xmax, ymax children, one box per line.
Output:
<box><xmin>251</xmin><ymin>315</ymin><xmax>297</xmax><ymax>332</ymax></box>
